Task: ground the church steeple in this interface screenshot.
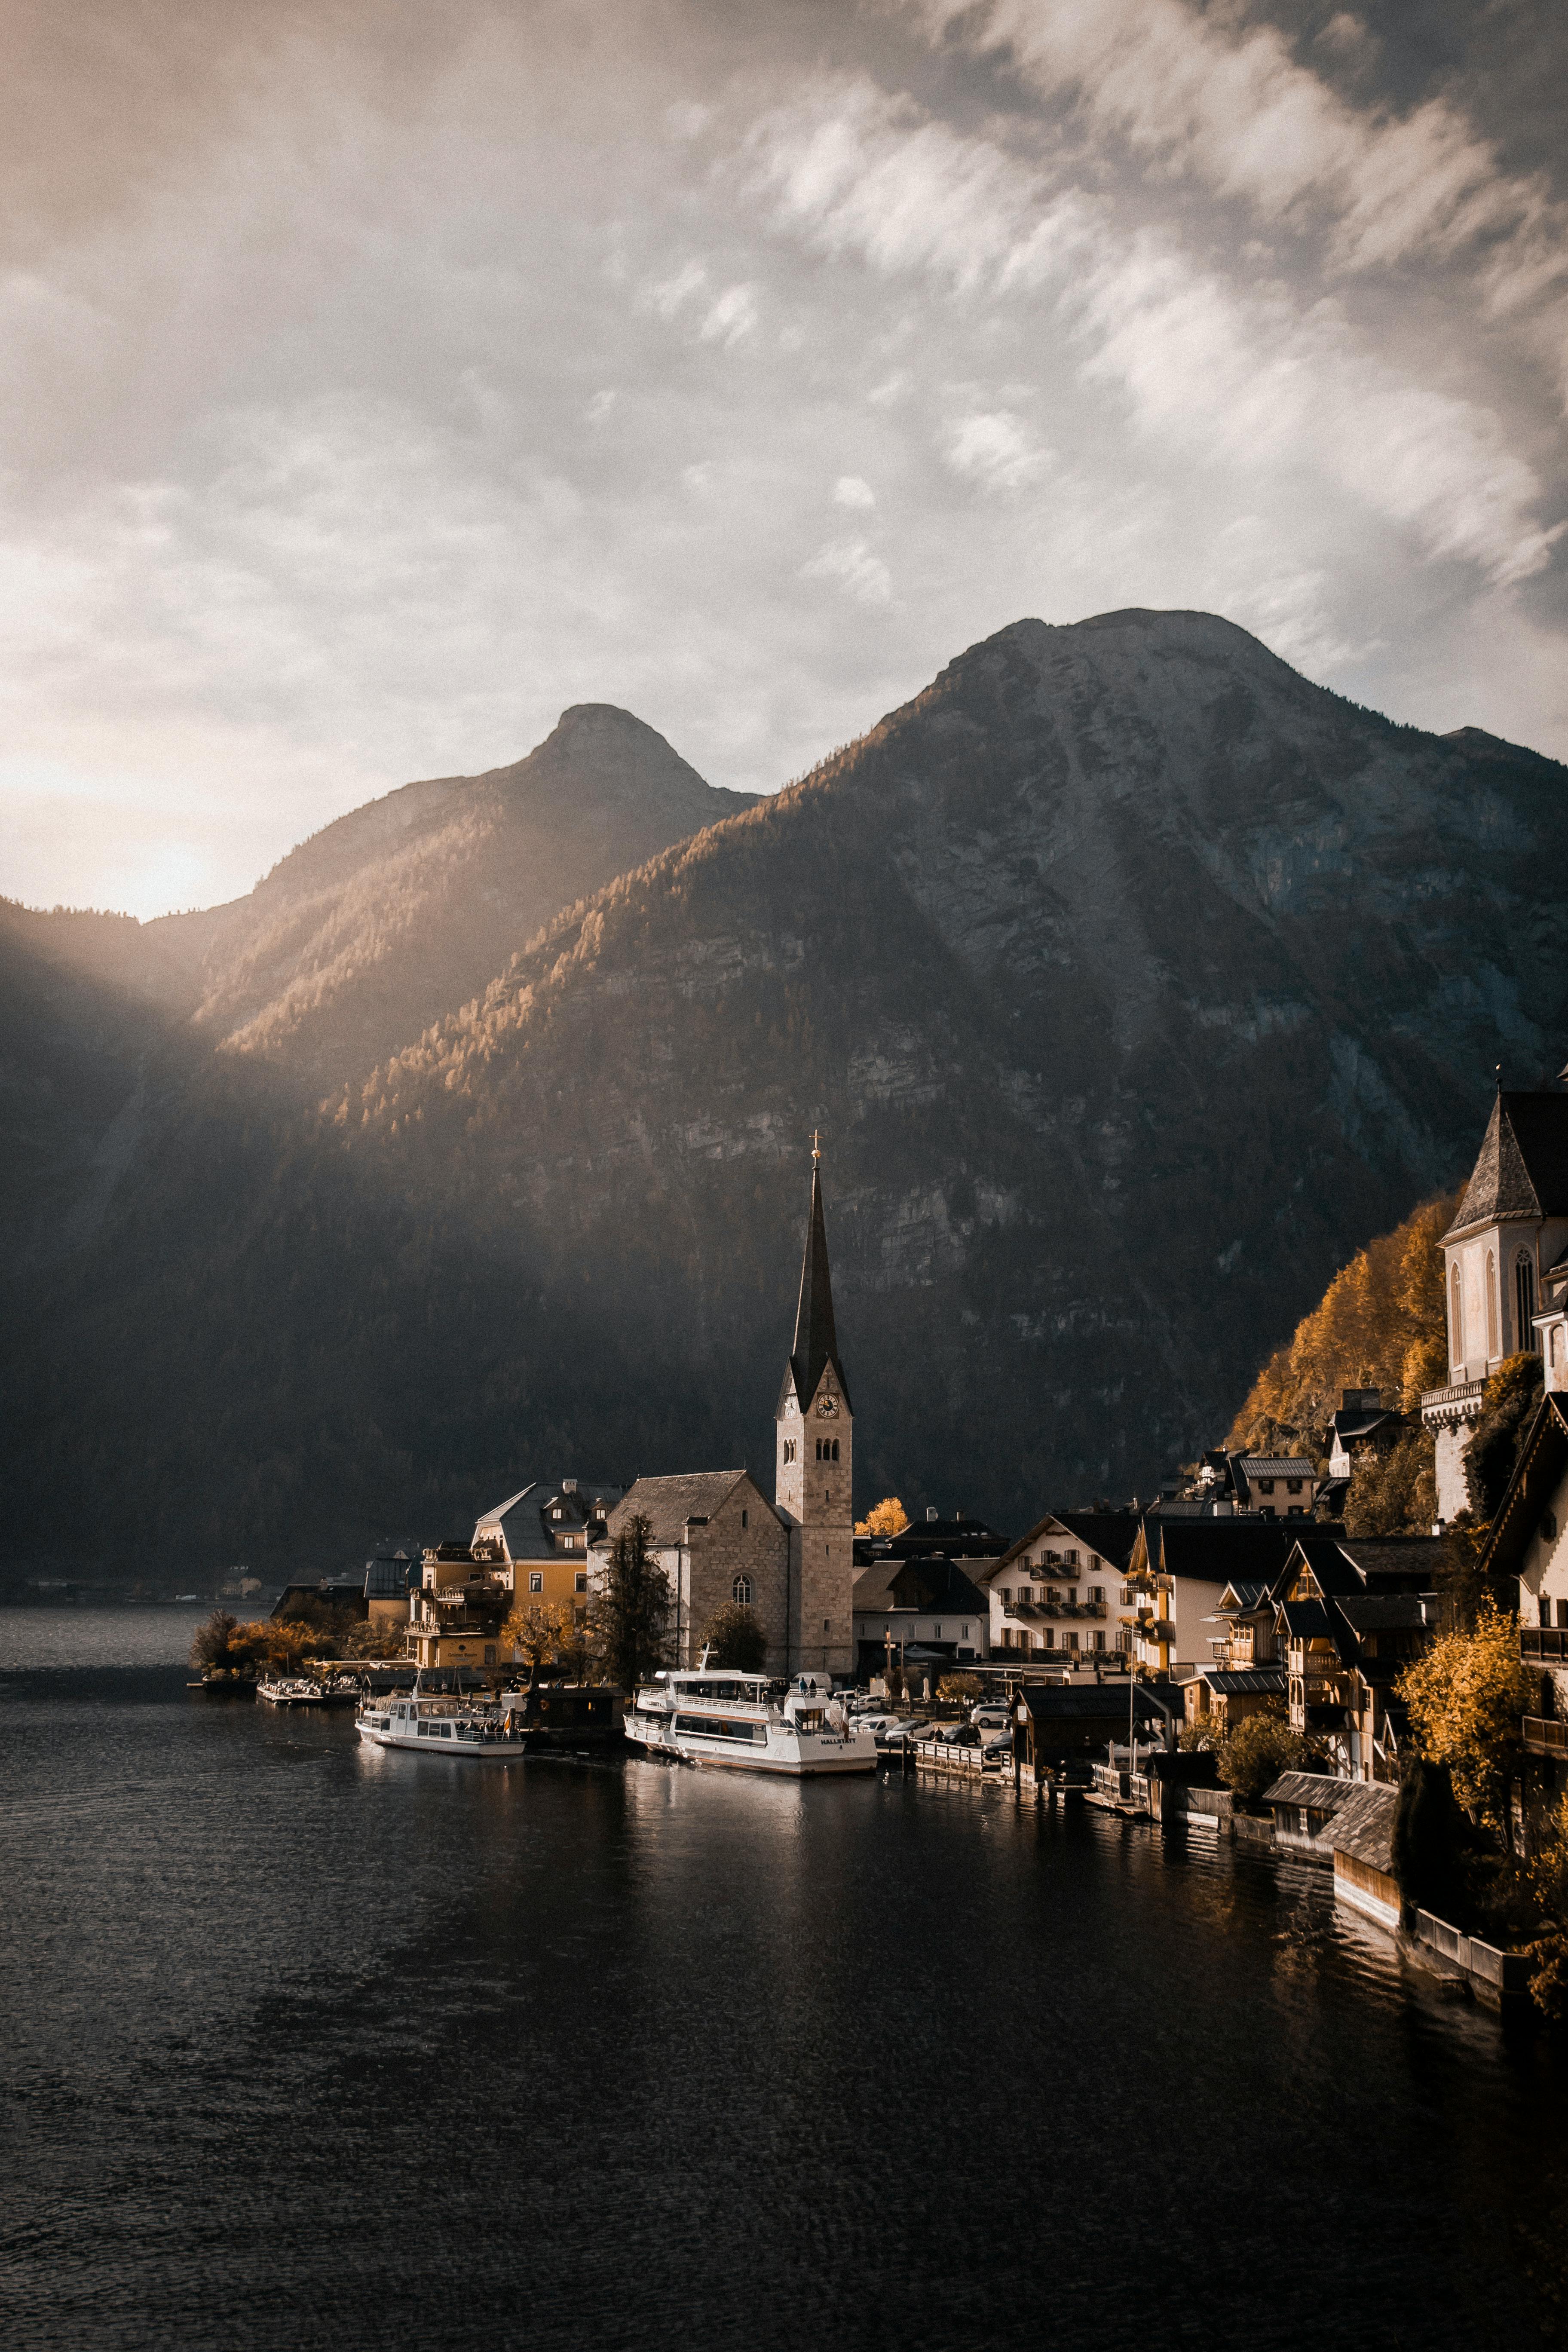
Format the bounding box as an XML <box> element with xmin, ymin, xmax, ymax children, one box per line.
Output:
<box><xmin>775</xmin><ymin>1138</ymin><xmax>854</xmax><ymax>1678</ymax></box>
<box><xmin>788</xmin><ymin>1144</ymin><xmax>852</xmax><ymax>1415</ymax></box>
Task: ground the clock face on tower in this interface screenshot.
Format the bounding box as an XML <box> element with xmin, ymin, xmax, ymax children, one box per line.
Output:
<box><xmin>817</xmin><ymin>1396</ymin><xmax>839</xmax><ymax>1418</ymax></box>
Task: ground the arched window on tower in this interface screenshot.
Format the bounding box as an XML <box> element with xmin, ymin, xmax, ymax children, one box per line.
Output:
<box><xmin>831</xmin><ymin>1439</ymin><xmax>839</xmax><ymax>1462</ymax></box>
<box><xmin>732</xmin><ymin>1575</ymin><xmax>752</xmax><ymax>1606</ymax></box>
<box><xmin>1451</xmin><ymin>1263</ymin><xmax>1464</xmax><ymax>1369</ymax></box>
<box><xmin>1517</xmin><ymin>1253</ymin><xmax>1537</xmax><ymax>1354</ymax></box>
<box><xmin>1486</xmin><ymin>1250</ymin><xmax>1500</xmax><ymax>1359</ymax></box>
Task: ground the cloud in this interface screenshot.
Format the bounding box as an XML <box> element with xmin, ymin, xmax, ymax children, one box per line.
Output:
<box><xmin>945</xmin><ymin>411</ymin><xmax>1050</xmax><ymax>495</ymax></box>
<box><xmin>801</xmin><ymin>536</ymin><xmax>892</xmax><ymax>605</ymax></box>
<box><xmin>833</xmin><ymin>474</ymin><xmax>876</xmax><ymax>507</ymax></box>
<box><xmin>750</xmin><ymin>79</ymin><xmax>1563</xmax><ymax>585</ymax></box>
<box><xmin>699</xmin><ymin>282</ymin><xmax>760</xmax><ymax>346</ymax></box>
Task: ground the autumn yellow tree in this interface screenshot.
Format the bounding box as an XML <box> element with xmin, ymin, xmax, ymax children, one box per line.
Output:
<box><xmin>501</xmin><ymin>1599</ymin><xmax>577</xmax><ymax>1685</ymax></box>
<box><xmin>1397</xmin><ymin>1602</ymin><xmax>1533</xmax><ymax>1844</ymax></box>
<box><xmin>856</xmin><ymin>1496</ymin><xmax>910</xmax><ymax>1537</ymax></box>
<box><xmin>1228</xmin><ymin>1191</ymin><xmax>1456</xmax><ymax>1457</ymax></box>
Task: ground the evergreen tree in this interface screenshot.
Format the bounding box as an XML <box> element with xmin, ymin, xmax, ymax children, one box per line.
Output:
<box><xmin>592</xmin><ymin>1512</ymin><xmax>669</xmax><ymax>1694</ymax></box>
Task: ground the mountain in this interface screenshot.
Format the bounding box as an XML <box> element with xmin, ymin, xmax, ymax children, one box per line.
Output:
<box><xmin>6</xmin><ymin>609</ymin><xmax>1566</xmax><ymax>1582</ymax></box>
<box><xmin>24</xmin><ymin>705</ymin><xmax>757</xmax><ymax>1092</ymax></box>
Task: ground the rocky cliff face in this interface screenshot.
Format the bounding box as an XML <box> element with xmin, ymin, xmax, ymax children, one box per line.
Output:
<box><xmin>6</xmin><ymin>611</ymin><xmax>1564</xmax><ymax>1576</ymax></box>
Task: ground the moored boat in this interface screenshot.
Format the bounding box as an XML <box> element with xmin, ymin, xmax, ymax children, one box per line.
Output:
<box><xmin>625</xmin><ymin>1666</ymin><xmax>876</xmax><ymax>1775</ymax></box>
<box><xmin>355</xmin><ymin>1686</ymin><xmax>528</xmax><ymax>1758</ymax></box>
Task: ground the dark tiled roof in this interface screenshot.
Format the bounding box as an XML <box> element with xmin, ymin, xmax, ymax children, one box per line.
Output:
<box><xmin>993</xmin><ymin>1510</ymin><xmax>1139</xmax><ymax>1576</ymax></box>
<box><xmin>1019</xmin><ymin>1684</ymin><xmax>1174</xmax><ymax>1723</ymax></box>
<box><xmin>1481</xmin><ymin>1392</ymin><xmax>1568</xmax><ymax>1578</ymax></box>
<box><xmin>1203</xmin><ymin>1667</ymin><xmax>1286</xmax><ymax>1696</ymax></box>
<box><xmin>607</xmin><ymin>1471</ymin><xmax>758</xmax><ymax>1548</ymax></box>
<box><xmin>1238</xmin><ymin>1457</ymin><xmax>1317</xmax><ymax>1478</ymax></box>
<box><xmin>785</xmin><ymin>1164</ymin><xmax>852</xmax><ymax>1415</ymax></box>
<box><xmin>1264</xmin><ymin>1770</ymin><xmax>1354</xmax><ymax>1813</ymax></box>
<box><xmin>477</xmin><ymin>1477</ymin><xmax>626</xmax><ymax>1562</ymax></box>
<box><xmin>1153</xmin><ymin>1521</ymin><xmax>1301</xmax><ymax>1581</ymax></box>
<box><xmin>1217</xmin><ymin>1580</ymin><xmax>1271</xmax><ymax>1611</ymax></box>
<box><xmin>1334</xmin><ymin>1535</ymin><xmax>1452</xmax><ymax>1590</ymax></box>
<box><xmin>1329</xmin><ymin>1782</ymin><xmax>1399</xmax><ymax>1873</ymax></box>
<box><xmin>364</xmin><ymin>1557</ymin><xmax>420</xmax><ymax>1599</ymax></box>
<box><xmin>1336</xmin><ymin>1593</ymin><xmax>1430</xmax><ymax>1632</ymax></box>
<box><xmin>1279</xmin><ymin>1599</ymin><xmax>1337</xmax><ymax>1640</ymax></box>
<box><xmin>1449</xmin><ymin>1090</ymin><xmax>1568</xmax><ymax>1235</ymax></box>
<box><xmin>852</xmin><ymin>1559</ymin><xmax>991</xmax><ymax>1616</ymax></box>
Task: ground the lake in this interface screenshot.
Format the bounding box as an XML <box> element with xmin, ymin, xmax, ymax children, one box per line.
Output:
<box><xmin>1</xmin><ymin>1607</ymin><xmax>1563</xmax><ymax>2351</ymax></box>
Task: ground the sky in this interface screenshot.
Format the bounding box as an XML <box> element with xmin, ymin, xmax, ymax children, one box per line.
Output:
<box><xmin>3</xmin><ymin>0</ymin><xmax>1565</xmax><ymax>918</ymax></box>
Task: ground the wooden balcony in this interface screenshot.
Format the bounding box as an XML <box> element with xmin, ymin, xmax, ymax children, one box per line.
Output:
<box><xmin>1522</xmin><ymin>1629</ymin><xmax>1568</xmax><ymax>1662</ymax></box>
<box><xmin>1523</xmin><ymin>1715</ymin><xmax>1568</xmax><ymax>1758</ymax></box>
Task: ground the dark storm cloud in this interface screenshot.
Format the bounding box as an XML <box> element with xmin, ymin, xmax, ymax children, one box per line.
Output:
<box><xmin>1</xmin><ymin>0</ymin><xmax>1562</xmax><ymax>914</ymax></box>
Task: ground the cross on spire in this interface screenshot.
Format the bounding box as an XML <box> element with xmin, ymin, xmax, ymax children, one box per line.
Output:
<box><xmin>812</xmin><ymin>1127</ymin><xmax>821</xmax><ymax>1164</ymax></box>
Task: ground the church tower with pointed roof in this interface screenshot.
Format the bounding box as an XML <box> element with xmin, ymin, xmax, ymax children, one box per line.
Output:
<box><xmin>775</xmin><ymin>1143</ymin><xmax>854</xmax><ymax>1676</ymax></box>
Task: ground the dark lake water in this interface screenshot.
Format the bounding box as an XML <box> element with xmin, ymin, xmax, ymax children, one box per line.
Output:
<box><xmin>2</xmin><ymin>1609</ymin><xmax>1565</xmax><ymax>2352</ymax></box>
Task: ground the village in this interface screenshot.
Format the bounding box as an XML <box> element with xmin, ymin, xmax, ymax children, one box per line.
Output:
<box><xmin>198</xmin><ymin>1087</ymin><xmax>1568</xmax><ymax>2022</ymax></box>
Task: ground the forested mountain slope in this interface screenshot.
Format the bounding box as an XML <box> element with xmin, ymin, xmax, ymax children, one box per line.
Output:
<box><xmin>7</xmin><ymin>610</ymin><xmax>1565</xmax><ymax>1579</ymax></box>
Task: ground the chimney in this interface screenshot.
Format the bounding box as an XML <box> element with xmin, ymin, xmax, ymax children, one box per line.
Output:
<box><xmin>927</xmin><ymin>1507</ymin><xmax>938</xmax><ymax>1522</ymax></box>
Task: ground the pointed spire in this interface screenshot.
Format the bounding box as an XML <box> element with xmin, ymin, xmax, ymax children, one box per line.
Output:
<box><xmin>788</xmin><ymin>1148</ymin><xmax>851</xmax><ymax>1415</ymax></box>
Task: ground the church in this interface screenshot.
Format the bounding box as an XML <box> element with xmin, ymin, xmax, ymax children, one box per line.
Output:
<box><xmin>590</xmin><ymin>1149</ymin><xmax>856</xmax><ymax>1680</ymax></box>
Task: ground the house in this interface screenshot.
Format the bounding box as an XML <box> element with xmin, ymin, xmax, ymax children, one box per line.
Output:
<box><xmin>1229</xmin><ymin>1455</ymin><xmax>1320</xmax><ymax>1518</ymax></box>
<box><xmin>1329</xmin><ymin>1782</ymin><xmax>1403</xmax><ymax>1932</ymax></box>
<box><xmin>1262</xmin><ymin>1768</ymin><xmax>1357</xmax><ymax>1857</ymax></box>
<box><xmin>1421</xmin><ymin>1086</ymin><xmax>1568</xmax><ymax>1519</ymax></box>
<box><xmin>852</xmin><ymin>1552</ymin><xmax>990</xmax><ymax>1685</ymax></box>
<box><xmin>1272</xmin><ymin>1534</ymin><xmax>1442</xmax><ymax>1780</ymax></box>
<box><xmin>981</xmin><ymin>1511</ymin><xmax>1139</xmax><ymax>1669</ymax></box>
<box><xmin>589</xmin><ymin>1151</ymin><xmax>859</xmax><ymax>1678</ymax></box>
<box><xmin>364</xmin><ymin>1552</ymin><xmax>422</xmax><ymax>1627</ymax></box>
<box><xmin>1125</xmin><ymin>1516</ymin><xmax>1303</xmax><ymax>1685</ymax></box>
<box><xmin>407</xmin><ymin>1540</ymin><xmax>511</xmax><ymax>1675</ymax></box>
<box><xmin>472</xmin><ymin>1477</ymin><xmax>624</xmax><ymax>1620</ymax></box>
<box><xmin>271</xmin><ymin>1578</ymin><xmax>369</xmax><ymax>1625</ymax></box>
<box><xmin>1476</xmin><ymin>1388</ymin><xmax>1568</xmax><ymax>1814</ymax></box>
<box><xmin>1326</xmin><ymin>1389</ymin><xmax>1406</xmax><ymax>1480</ymax></box>
<box><xmin>1013</xmin><ymin>1681</ymin><xmax>1178</xmax><ymax>1775</ymax></box>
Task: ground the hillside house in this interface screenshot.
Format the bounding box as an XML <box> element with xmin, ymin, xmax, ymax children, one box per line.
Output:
<box><xmin>1274</xmin><ymin>1534</ymin><xmax>1441</xmax><ymax>1780</ymax></box>
<box><xmin>472</xmin><ymin>1476</ymin><xmax>623</xmax><ymax>1620</ymax></box>
<box><xmin>1230</xmin><ymin>1456</ymin><xmax>1320</xmax><ymax>1517</ymax></box>
<box><xmin>1326</xmin><ymin>1390</ymin><xmax>1407</xmax><ymax>1480</ymax></box>
<box><xmin>982</xmin><ymin>1511</ymin><xmax>1139</xmax><ymax>1667</ymax></box>
<box><xmin>1478</xmin><ymin>1390</ymin><xmax>1568</xmax><ymax>1814</ymax></box>
<box><xmin>1126</xmin><ymin>1516</ymin><xmax>1303</xmax><ymax>1685</ymax></box>
<box><xmin>1422</xmin><ymin>1087</ymin><xmax>1568</xmax><ymax>1520</ymax></box>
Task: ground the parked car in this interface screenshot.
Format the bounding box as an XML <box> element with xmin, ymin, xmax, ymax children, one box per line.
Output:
<box><xmin>970</xmin><ymin>1705</ymin><xmax>1010</xmax><ymax>1732</ymax></box>
<box><xmin>877</xmin><ymin>1718</ymin><xmax>928</xmax><ymax>1748</ymax></box>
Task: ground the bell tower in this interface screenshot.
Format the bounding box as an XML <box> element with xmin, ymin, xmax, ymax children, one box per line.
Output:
<box><xmin>776</xmin><ymin>1138</ymin><xmax>854</xmax><ymax>1678</ymax></box>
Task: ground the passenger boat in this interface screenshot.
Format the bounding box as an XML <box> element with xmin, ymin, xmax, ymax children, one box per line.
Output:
<box><xmin>624</xmin><ymin>1666</ymin><xmax>876</xmax><ymax>1775</ymax></box>
<box><xmin>355</xmin><ymin>1688</ymin><xmax>528</xmax><ymax>1758</ymax></box>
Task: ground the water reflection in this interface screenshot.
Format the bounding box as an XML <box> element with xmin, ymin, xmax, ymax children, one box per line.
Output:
<box><xmin>1</xmin><ymin>1611</ymin><xmax>1564</xmax><ymax>2352</ymax></box>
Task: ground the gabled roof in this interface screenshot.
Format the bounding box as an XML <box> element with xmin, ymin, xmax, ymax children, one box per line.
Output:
<box><xmin>1216</xmin><ymin>1580</ymin><xmax>1271</xmax><ymax>1612</ymax></box>
<box><xmin>1479</xmin><ymin>1392</ymin><xmax>1568</xmax><ymax>1582</ymax></box>
<box><xmin>1263</xmin><ymin>1770</ymin><xmax>1354</xmax><ymax>1813</ymax></box>
<box><xmin>992</xmin><ymin>1509</ymin><xmax>1140</xmax><ymax>1578</ymax></box>
<box><xmin>1278</xmin><ymin>1598</ymin><xmax>1337</xmax><ymax>1641</ymax></box>
<box><xmin>783</xmin><ymin>1161</ymin><xmax>852</xmax><ymax>1415</ymax></box>
<box><xmin>851</xmin><ymin>1558</ymin><xmax>990</xmax><ymax>1616</ymax></box>
<box><xmin>1238</xmin><ymin>1457</ymin><xmax>1317</xmax><ymax>1479</ymax></box>
<box><xmin>1329</xmin><ymin>1782</ymin><xmax>1399</xmax><ymax>1873</ymax></box>
<box><xmin>1448</xmin><ymin>1089</ymin><xmax>1568</xmax><ymax>1237</ymax></box>
<box><xmin>1335</xmin><ymin>1593</ymin><xmax>1431</xmax><ymax>1633</ymax></box>
<box><xmin>1150</xmin><ymin>1519</ymin><xmax>1302</xmax><ymax>1583</ymax></box>
<box><xmin>1202</xmin><ymin>1666</ymin><xmax>1286</xmax><ymax>1696</ymax></box>
<box><xmin>475</xmin><ymin>1477</ymin><xmax>625</xmax><ymax>1562</ymax></box>
<box><xmin>606</xmin><ymin>1471</ymin><xmax>765</xmax><ymax>1549</ymax></box>
<box><xmin>1018</xmin><ymin>1684</ymin><xmax>1174</xmax><ymax>1723</ymax></box>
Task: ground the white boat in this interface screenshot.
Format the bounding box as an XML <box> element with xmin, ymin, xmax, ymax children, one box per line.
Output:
<box><xmin>624</xmin><ymin>1667</ymin><xmax>876</xmax><ymax>1776</ymax></box>
<box><xmin>355</xmin><ymin>1689</ymin><xmax>528</xmax><ymax>1758</ymax></box>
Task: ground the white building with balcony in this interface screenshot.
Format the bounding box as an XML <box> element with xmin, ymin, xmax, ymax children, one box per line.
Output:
<box><xmin>980</xmin><ymin>1512</ymin><xmax>1140</xmax><ymax>1669</ymax></box>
